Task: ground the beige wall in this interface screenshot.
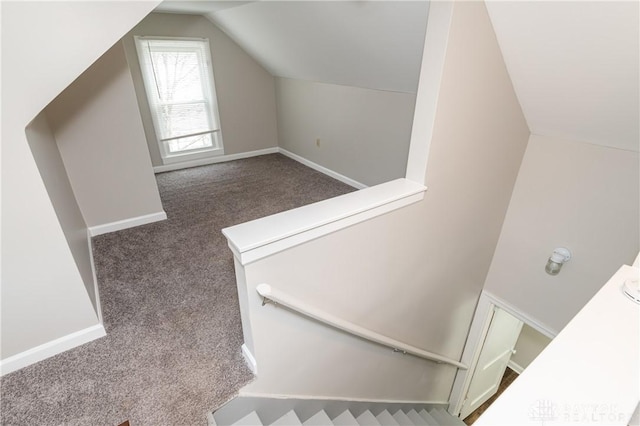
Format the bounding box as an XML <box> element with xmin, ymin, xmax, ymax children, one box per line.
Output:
<box><xmin>511</xmin><ymin>323</ymin><xmax>552</xmax><ymax>371</ymax></box>
<box><xmin>46</xmin><ymin>42</ymin><xmax>163</xmax><ymax>228</ymax></box>
<box><xmin>240</xmin><ymin>203</ymin><xmax>470</xmax><ymax>400</ymax></box>
<box><xmin>1</xmin><ymin>1</ymin><xmax>159</xmax><ymax>360</ymax></box>
<box><xmin>484</xmin><ymin>134</ymin><xmax>640</xmax><ymax>333</ymax></box>
<box><xmin>121</xmin><ymin>13</ymin><xmax>279</xmax><ymax>167</ymax></box>
<box><xmin>276</xmin><ymin>77</ymin><xmax>415</xmax><ymax>186</ymax></box>
<box><xmin>25</xmin><ymin>114</ymin><xmax>98</xmax><ymax>315</ymax></box>
<box><xmin>419</xmin><ymin>0</ymin><xmax>530</xmax><ymax>279</ymax></box>
<box><xmin>234</xmin><ymin>1</ymin><xmax>530</xmax><ymax>400</ymax></box>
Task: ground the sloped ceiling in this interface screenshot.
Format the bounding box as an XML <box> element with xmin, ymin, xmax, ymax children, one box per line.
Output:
<box><xmin>154</xmin><ymin>0</ymin><xmax>253</xmax><ymax>15</ymax></box>
<box><xmin>486</xmin><ymin>1</ymin><xmax>639</xmax><ymax>151</ymax></box>
<box><xmin>155</xmin><ymin>1</ymin><xmax>429</xmax><ymax>93</ymax></box>
<box><xmin>154</xmin><ymin>1</ymin><xmax>639</xmax><ymax>151</ymax></box>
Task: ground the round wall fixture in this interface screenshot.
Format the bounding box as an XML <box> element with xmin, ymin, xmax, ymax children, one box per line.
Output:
<box><xmin>545</xmin><ymin>247</ymin><xmax>571</xmax><ymax>276</ymax></box>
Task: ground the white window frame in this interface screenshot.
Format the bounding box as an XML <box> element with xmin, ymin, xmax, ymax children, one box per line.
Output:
<box><xmin>135</xmin><ymin>36</ymin><xmax>224</xmax><ymax>165</ymax></box>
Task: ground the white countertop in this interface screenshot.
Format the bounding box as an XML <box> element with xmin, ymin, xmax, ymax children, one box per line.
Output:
<box><xmin>475</xmin><ymin>264</ymin><xmax>640</xmax><ymax>426</ymax></box>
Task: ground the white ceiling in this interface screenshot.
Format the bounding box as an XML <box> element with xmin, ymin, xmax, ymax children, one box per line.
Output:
<box><xmin>486</xmin><ymin>1</ymin><xmax>639</xmax><ymax>152</ymax></box>
<box><xmin>155</xmin><ymin>1</ymin><xmax>639</xmax><ymax>151</ymax></box>
<box><xmin>156</xmin><ymin>1</ymin><xmax>429</xmax><ymax>94</ymax></box>
<box><xmin>155</xmin><ymin>1</ymin><xmax>254</xmax><ymax>15</ymax></box>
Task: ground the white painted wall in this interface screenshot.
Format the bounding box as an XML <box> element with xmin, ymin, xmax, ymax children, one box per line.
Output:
<box><xmin>510</xmin><ymin>323</ymin><xmax>551</xmax><ymax>372</ymax></box>
<box><xmin>24</xmin><ymin>114</ymin><xmax>98</xmax><ymax>315</ymax></box>
<box><xmin>122</xmin><ymin>12</ymin><xmax>279</xmax><ymax>167</ymax></box>
<box><xmin>486</xmin><ymin>1</ymin><xmax>639</xmax><ymax>151</ymax></box>
<box><xmin>276</xmin><ymin>77</ymin><xmax>415</xmax><ymax>186</ymax></box>
<box><xmin>476</xmin><ymin>265</ymin><xmax>639</xmax><ymax>425</ymax></box>
<box><xmin>230</xmin><ymin>1</ymin><xmax>530</xmax><ymax>401</ymax></box>
<box><xmin>1</xmin><ymin>1</ymin><xmax>160</xmax><ymax>360</ymax></box>
<box><xmin>483</xmin><ymin>134</ymin><xmax>640</xmax><ymax>334</ymax></box>
<box><xmin>46</xmin><ymin>42</ymin><xmax>163</xmax><ymax>228</ymax></box>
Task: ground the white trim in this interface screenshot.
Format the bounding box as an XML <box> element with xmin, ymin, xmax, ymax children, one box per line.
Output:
<box><xmin>482</xmin><ymin>291</ymin><xmax>558</xmax><ymax>339</ymax></box>
<box><xmin>154</xmin><ymin>146</ymin><xmax>367</xmax><ymax>189</ymax></box>
<box><xmin>406</xmin><ymin>1</ymin><xmax>454</xmax><ymax>184</ymax></box>
<box><xmin>0</xmin><ymin>324</ymin><xmax>106</xmax><ymax>376</ymax></box>
<box><xmin>241</xmin><ymin>344</ymin><xmax>258</xmax><ymax>375</ymax></box>
<box><xmin>237</xmin><ymin>391</ymin><xmax>448</xmax><ymax>406</ymax></box>
<box><xmin>507</xmin><ymin>359</ymin><xmax>524</xmax><ymax>375</ymax></box>
<box><xmin>161</xmin><ymin>147</ymin><xmax>225</xmax><ymax>165</ymax></box>
<box><xmin>448</xmin><ymin>290</ymin><xmax>558</xmax><ymax>416</ymax></box>
<box><xmin>223</xmin><ymin>179</ymin><xmax>426</xmax><ymax>266</ymax></box>
<box><xmin>226</xmin><ymin>192</ymin><xmax>424</xmax><ymax>266</ymax></box>
<box><xmin>448</xmin><ymin>296</ymin><xmax>495</xmax><ymax>416</ymax></box>
<box><xmin>88</xmin><ymin>211</ymin><xmax>167</xmax><ymax>237</ymax></box>
<box><xmin>278</xmin><ymin>148</ymin><xmax>367</xmax><ymax>189</ymax></box>
<box><xmin>86</xmin><ymin>230</ymin><xmax>103</xmax><ymax>323</ymax></box>
<box><xmin>135</xmin><ymin>36</ymin><xmax>225</xmax><ymax>165</ymax></box>
<box><xmin>153</xmin><ymin>147</ymin><xmax>279</xmax><ymax>173</ymax></box>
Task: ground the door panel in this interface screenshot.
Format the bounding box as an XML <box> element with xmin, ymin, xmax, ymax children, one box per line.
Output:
<box><xmin>460</xmin><ymin>307</ymin><xmax>523</xmax><ymax>418</ymax></box>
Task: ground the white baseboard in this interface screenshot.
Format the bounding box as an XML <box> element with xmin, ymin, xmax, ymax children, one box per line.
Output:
<box><xmin>507</xmin><ymin>359</ymin><xmax>525</xmax><ymax>374</ymax></box>
<box><xmin>88</xmin><ymin>211</ymin><xmax>167</xmax><ymax>237</ymax></box>
<box><xmin>0</xmin><ymin>324</ymin><xmax>106</xmax><ymax>376</ymax></box>
<box><xmin>152</xmin><ymin>146</ymin><xmax>368</xmax><ymax>190</ymax></box>
<box><xmin>242</xmin><ymin>344</ymin><xmax>258</xmax><ymax>375</ymax></box>
<box><xmin>237</xmin><ymin>390</ymin><xmax>447</xmax><ymax>406</ymax></box>
<box><xmin>153</xmin><ymin>147</ymin><xmax>280</xmax><ymax>173</ymax></box>
<box><xmin>278</xmin><ymin>148</ymin><xmax>367</xmax><ymax>189</ymax></box>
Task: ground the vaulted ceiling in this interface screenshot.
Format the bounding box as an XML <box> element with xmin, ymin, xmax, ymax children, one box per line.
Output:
<box><xmin>486</xmin><ymin>1</ymin><xmax>639</xmax><ymax>152</ymax></box>
<box><xmin>155</xmin><ymin>1</ymin><xmax>429</xmax><ymax>93</ymax></box>
<box><xmin>154</xmin><ymin>0</ymin><xmax>639</xmax><ymax>152</ymax></box>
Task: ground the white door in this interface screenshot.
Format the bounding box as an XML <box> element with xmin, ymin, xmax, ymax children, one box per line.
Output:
<box><xmin>460</xmin><ymin>307</ymin><xmax>523</xmax><ymax>418</ymax></box>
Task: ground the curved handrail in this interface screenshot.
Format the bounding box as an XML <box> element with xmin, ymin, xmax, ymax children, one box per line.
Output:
<box><xmin>256</xmin><ymin>283</ymin><xmax>468</xmax><ymax>370</ymax></box>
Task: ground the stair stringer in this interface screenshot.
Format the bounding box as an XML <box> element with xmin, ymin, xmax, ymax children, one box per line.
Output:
<box><xmin>210</xmin><ymin>396</ymin><xmax>449</xmax><ymax>426</ymax></box>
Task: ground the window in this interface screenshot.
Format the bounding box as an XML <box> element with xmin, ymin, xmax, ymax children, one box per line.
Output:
<box><xmin>135</xmin><ymin>37</ymin><xmax>223</xmax><ymax>164</ymax></box>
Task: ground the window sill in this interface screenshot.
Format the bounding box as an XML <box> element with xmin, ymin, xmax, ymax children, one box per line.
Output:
<box><xmin>161</xmin><ymin>147</ymin><xmax>224</xmax><ymax>165</ymax></box>
<box><xmin>222</xmin><ymin>178</ymin><xmax>427</xmax><ymax>265</ymax></box>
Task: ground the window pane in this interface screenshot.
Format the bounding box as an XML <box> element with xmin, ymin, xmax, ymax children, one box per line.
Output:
<box><xmin>136</xmin><ymin>37</ymin><xmax>225</xmax><ymax>162</ymax></box>
<box><xmin>159</xmin><ymin>102</ymin><xmax>211</xmax><ymax>140</ymax></box>
<box><xmin>150</xmin><ymin>50</ymin><xmax>204</xmax><ymax>102</ymax></box>
<box><xmin>167</xmin><ymin>133</ymin><xmax>214</xmax><ymax>153</ymax></box>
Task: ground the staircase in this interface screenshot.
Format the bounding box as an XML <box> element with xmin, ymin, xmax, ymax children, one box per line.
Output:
<box><xmin>209</xmin><ymin>397</ymin><xmax>466</xmax><ymax>426</ymax></box>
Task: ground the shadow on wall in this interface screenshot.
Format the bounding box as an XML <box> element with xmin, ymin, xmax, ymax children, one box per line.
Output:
<box><xmin>25</xmin><ymin>113</ymin><xmax>98</xmax><ymax>315</ymax></box>
<box><xmin>43</xmin><ymin>42</ymin><xmax>164</xmax><ymax>229</ymax></box>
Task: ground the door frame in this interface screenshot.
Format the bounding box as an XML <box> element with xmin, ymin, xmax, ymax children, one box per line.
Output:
<box><xmin>447</xmin><ymin>291</ymin><xmax>558</xmax><ymax>417</ymax></box>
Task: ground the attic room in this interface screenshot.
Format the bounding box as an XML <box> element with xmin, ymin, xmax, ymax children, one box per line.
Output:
<box><xmin>1</xmin><ymin>1</ymin><xmax>638</xmax><ymax>426</ymax></box>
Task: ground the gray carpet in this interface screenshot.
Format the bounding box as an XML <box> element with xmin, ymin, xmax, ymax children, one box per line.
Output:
<box><xmin>0</xmin><ymin>154</ymin><xmax>355</xmax><ymax>426</ymax></box>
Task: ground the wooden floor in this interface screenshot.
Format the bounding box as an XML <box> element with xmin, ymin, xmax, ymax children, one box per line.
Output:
<box><xmin>463</xmin><ymin>367</ymin><xmax>519</xmax><ymax>425</ymax></box>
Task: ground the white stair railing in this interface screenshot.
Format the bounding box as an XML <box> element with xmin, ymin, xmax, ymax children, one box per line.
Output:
<box><xmin>256</xmin><ymin>284</ymin><xmax>468</xmax><ymax>370</ymax></box>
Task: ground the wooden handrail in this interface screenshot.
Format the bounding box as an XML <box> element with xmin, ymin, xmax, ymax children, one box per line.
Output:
<box><xmin>256</xmin><ymin>284</ymin><xmax>468</xmax><ymax>370</ymax></box>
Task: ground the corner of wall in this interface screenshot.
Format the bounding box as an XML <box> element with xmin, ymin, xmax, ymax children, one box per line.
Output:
<box><xmin>25</xmin><ymin>112</ymin><xmax>99</xmax><ymax>316</ymax></box>
<box><xmin>45</xmin><ymin>41</ymin><xmax>164</xmax><ymax>229</ymax></box>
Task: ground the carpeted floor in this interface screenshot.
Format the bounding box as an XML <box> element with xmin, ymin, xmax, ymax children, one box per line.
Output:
<box><xmin>0</xmin><ymin>154</ymin><xmax>355</xmax><ymax>426</ymax></box>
